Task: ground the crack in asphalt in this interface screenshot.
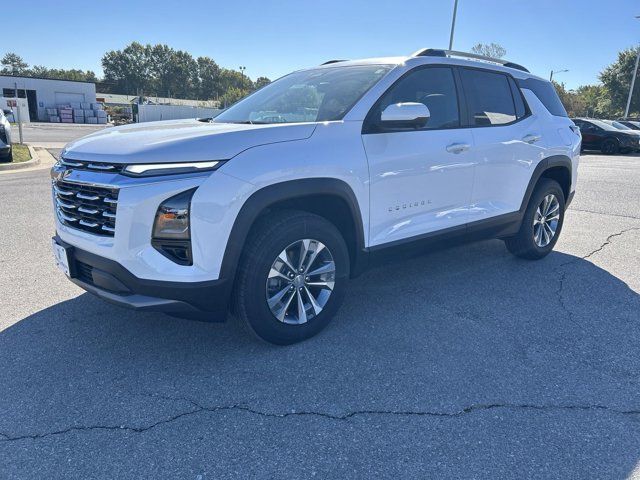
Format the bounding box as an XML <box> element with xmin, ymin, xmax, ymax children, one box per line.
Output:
<box><xmin>1</xmin><ymin>401</ymin><xmax>640</xmax><ymax>443</ymax></box>
<box><xmin>554</xmin><ymin>225</ymin><xmax>639</xmax><ymax>330</ymax></box>
<box><xmin>581</xmin><ymin>227</ymin><xmax>640</xmax><ymax>261</ymax></box>
<box><xmin>570</xmin><ymin>208</ymin><xmax>640</xmax><ymax>221</ymax></box>
<box><xmin>555</xmin><ymin>226</ymin><xmax>640</xmax><ymax>326</ymax></box>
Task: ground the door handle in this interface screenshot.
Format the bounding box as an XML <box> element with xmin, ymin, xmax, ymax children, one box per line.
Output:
<box><xmin>522</xmin><ymin>134</ymin><xmax>541</xmax><ymax>144</ymax></box>
<box><xmin>446</xmin><ymin>143</ymin><xmax>470</xmax><ymax>154</ymax></box>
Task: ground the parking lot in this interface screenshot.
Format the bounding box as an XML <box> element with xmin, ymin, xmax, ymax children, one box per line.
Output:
<box><xmin>1</xmin><ymin>142</ymin><xmax>639</xmax><ymax>478</ymax></box>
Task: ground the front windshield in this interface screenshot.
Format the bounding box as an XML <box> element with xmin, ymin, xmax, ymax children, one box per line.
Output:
<box><xmin>214</xmin><ymin>65</ymin><xmax>392</xmax><ymax>124</ymax></box>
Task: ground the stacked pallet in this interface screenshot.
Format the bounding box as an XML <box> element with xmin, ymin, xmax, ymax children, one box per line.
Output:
<box><xmin>73</xmin><ymin>109</ymin><xmax>84</xmax><ymax>123</ymax></box>
<box><xmin>59</xmin><ymin>107</ymin><xmax>73</xmax><ymax>123</ymax></box>
<box><xmin>49</xmin><ymin>102</ymin><xmax>108</xmax><ymax>124</ymax></box>
<box><xmin>46</xmin><ymin>108</ymin><xmax>59</xmax><ymax>123</ymax></box>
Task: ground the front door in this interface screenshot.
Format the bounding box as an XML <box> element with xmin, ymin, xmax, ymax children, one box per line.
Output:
<box><xmin>575</xmin><ymin>121</ymin><xmax>602</xmax><ymax>150</ymax></box>
<box><xmin>362</xmin><ymin>66</ymin><xmax>475</xmax><ymax>247</ymax></box>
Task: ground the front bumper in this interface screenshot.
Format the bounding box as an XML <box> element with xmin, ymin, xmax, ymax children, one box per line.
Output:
<box><xmin>56</xmin><ymin>235</ymin><xmax>231</xmax><ymax>321</ymax></box>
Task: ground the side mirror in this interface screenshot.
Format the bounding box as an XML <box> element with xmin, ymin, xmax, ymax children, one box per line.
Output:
<box><xmin>380</xmin><ymin>102</ymin><xmax>430</xmax><ymax>128</ymax></box>
<box><xmin>2</xmin><ymin>109</ymin><xmax>10</xmax><ymax>116</ymax></box>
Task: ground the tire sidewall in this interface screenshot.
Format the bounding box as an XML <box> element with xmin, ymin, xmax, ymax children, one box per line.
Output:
<box><xmin>240</xmin><ymin>215</ymin><xmax>349</xmax><ymax>345</ymax></box>
<box><xmin>521</xmin><ymin>180</ymin><xmax>565</xmax><ymax>256</ymax></box>
<box><xmin>602</xmin><ymin>138</ymin><xmax>618</xmax><ymax>155</ymax></box>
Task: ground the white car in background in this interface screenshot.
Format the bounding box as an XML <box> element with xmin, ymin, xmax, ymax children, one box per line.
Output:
<box><xmin>0</xmin><ymin>109</ymin><xmax>12</xmax><ymax>162</ymax></box>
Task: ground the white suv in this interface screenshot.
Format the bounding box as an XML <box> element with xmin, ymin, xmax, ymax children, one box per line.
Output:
<box><xmin>51</xmin><ymin>49</ymin><xmax>580</xmax><ymax>344</ymax></box>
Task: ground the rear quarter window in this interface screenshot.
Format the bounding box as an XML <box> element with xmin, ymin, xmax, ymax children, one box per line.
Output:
<box><xmin>517</xmin><ymin>78</ymin><xmax>568</xmax><ymax>117</ymax></box>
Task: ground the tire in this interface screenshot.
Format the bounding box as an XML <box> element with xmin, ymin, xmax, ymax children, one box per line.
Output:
<box><xmin>0</xmin><ymin>147</ymin><xmax>11</xmax><ymax>164</ymax></box>
<box><xmin>233</xmin><ymin>210</ymin><xmax>349</xmax><ymax>345</ymax></box>
<box><xmin>504</xmin><ymin>178</ymin><xmax>565</xmax><ymax>260</ymax></box>
<box><xmin>601</xmin><ymin>138</ymin><xmax>619</xmax><ymax>155</ymax></box>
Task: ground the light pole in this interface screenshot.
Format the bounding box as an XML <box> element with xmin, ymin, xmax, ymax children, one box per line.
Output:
<box><xmin>239</xmin><ymin>66</ymin><xmax>246</xmax><ymax>87</ymax></box>
<box><xmin>448</xmin><ymin>0</ymin><xmax>459</xmax><ymax>50</ymax></box>
<box><xmin>549</xmin><ymin>69</ymin><xmax>568</xmax><ymax>82</ymax></box>
<box><xmin>624</xmin><ymin>16</ymin><xmax>640</xmax><ymax>119</ymax></box>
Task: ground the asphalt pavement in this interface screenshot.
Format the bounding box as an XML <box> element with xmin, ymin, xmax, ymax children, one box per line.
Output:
<box><xmin>1</xmin><ymin>152</ymin><xmax>639</xmax><ymax>479</ymax></box>
<box><xmin>16</xmin><ymin>122</ymin><xmax>106</xmax><ymax>149</ymax></box>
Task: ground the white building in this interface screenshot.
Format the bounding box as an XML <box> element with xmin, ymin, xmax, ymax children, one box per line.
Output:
<box><xmin>0</xmin><ymin>75</ymin><xmax>96</xmax><ymax>122</ymax></box>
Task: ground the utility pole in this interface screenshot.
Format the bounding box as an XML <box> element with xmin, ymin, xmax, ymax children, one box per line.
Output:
<box><xmin>625</xmin><ymin>49</ymin><xmax>640</xmax><ymax>119</ymax></box>
<box><xmin>448</xmin><ymin>0</ymin><xmax>459</xmax><ymax>50</ymax></box>
<box><xmin>14</xmin><ymin>82</ymin><xmax>23</xmax><ymax>145</ymax></box>
<box><xmin>625</xmin><ymin>15</ymin><xmax>640</xmax><ymax>119</ymax></box>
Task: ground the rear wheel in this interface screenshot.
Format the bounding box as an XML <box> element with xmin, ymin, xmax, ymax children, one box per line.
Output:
<box><xmin>233</xmin><ymin>210</ymin><xmax>349</xmax><ymax>345</ymax></box>
<box><xmin>601</xmin><ymin>138</ymin><xmax>619</xmax><ymax>155</ymax></box>
<box><xmin>504</xmin><ymin>178</ymin><xmax>565</xmax><ymax>260</ymax></box>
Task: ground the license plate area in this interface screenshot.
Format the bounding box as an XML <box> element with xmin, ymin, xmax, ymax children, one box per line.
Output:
<box><xmin>52</xmin><ymin>238</ymin><xmax>74</xmax><ymax>277</ymax></box>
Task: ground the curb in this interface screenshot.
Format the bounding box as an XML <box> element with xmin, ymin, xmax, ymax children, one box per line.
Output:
<box><xmin>0</xmin><ymin>146</ymin><xmax>41</xmax><ymax>171</ymax></box>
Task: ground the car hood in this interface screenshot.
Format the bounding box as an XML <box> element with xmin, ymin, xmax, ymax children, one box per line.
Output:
<box><xmin>62</xmin><ymin>119</ymin><xmax>317</xmax><ymax>164</ymax></box>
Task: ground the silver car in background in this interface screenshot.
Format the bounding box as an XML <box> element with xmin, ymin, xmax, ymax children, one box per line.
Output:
<box><xmin>0</xmin><ymin>108</ymin><xmax>12</xmax><ymax>162</ymax></box>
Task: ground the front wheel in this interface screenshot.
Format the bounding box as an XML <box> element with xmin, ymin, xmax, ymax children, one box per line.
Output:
<box><xmin>233</xmin><ymin>210</ymin><xmax>349</xmax><ymax>345</ymax></box>
<box><xmin>504</xmin><ymin>178</ymin><xmax>565</xmax><ymax>260</ymax></box>
<box><xmin>601</xmin><ymin>138</ymin><xmax>619</xmax><ymax>155</ymax></box>
<box><xmin>0</xmin><ymin>147</ymin><xmax>11</xmax><ymax>164</ymax></box>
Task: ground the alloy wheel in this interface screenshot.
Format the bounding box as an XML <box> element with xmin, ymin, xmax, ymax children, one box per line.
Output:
<box><xmin>533</xmin><ymin>194</ymin><xmax>560</xmax><ymax>248</ymax></box>
<box><xmin>265</xmin><ymin>239</ymin><xmax>336</xmax><ymax>325</ymax></box>
<box><xmin>602</xmin><ymin>140</ymin><xmax>616</xmax><ymax>154</ymax></box>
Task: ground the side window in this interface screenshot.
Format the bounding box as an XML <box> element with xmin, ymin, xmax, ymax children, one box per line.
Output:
<box><xmin>516</xmin><ymin>78</ymin><xmax>568</xmax><ymax>117</ymax></box>
<box><xmin>460</xmin><ymin>69</ymin><xmax>517</xmax><ymax>126</ymax></box>
<box><xmin>508</xmin><ymin>77</ymin><xmax>527</xmax><ymax>119</ymax></box>
<box><xmin>371</xmin><ymin>67</ymin><xmax>460</xmax><ymax>130</ymax></box>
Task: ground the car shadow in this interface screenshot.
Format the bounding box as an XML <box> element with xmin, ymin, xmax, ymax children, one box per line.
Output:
<box><xmin>1</xmin><ymin>239</ymin><xmax>639</xmax><ymax>478</ymax></box>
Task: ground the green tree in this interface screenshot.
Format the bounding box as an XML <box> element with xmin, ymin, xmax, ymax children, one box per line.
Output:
<box><xmin>1</xmin><ymin>52</ymin><xmax>29</xmax><ymax>75</ymax></box>
<box><xmin>219</xmin><ymin>86</ymin><xmax>250</xmax><ymax>107</ymax></box>
<box><xmin>254</xmin><ymin>76</ymin><xmax>271</xmax><ymax>89</ymax></box>
<box><xmin>599</xmin><ymin>47</ymin><xmax>640</xmax><ymax>116</ymax></box>
<box><xmin>101</xmin><ymin>42</ymin><xmax>269</xmax><ymax>101</ymax></box>
<box><xmin>102</xmin><ymin>42</ymin><xmax>153</xmax><ymax>95</ymax></box>
<box><xmin>30</xmin><ymin>65</ymin><xmax>98</xmax><ymax>82</ymax></box>
<box><xmin>576</xmin><ymin>84</ymin><xmax>613</xmax><ymax>117</ymax></box>
<box><xmin>470</xmin><ymin>42</ymin><xmax>507</xmax><ymax>59</ymax></box>
<box><xmin>197</xmin><ymin>56</ymin><xmax>222</xmax><ymax>99</ymax></box>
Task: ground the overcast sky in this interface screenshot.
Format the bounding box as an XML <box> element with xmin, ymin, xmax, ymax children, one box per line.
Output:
<box><xmin>9</xmin><ymin>0</ymin><xmax>640</xmax><ymax>89</ymax></box>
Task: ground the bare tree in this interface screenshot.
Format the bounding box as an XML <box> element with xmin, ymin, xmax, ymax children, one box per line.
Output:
<box><xmin>471</xmin><ymin>43</ymin><xmax>507</xmax><ymax>59</ymax></box>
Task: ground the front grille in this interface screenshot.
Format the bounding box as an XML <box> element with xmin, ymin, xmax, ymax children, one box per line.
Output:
<box><xmin>53</xmin><ymin>180</ymin><xmax>119</xmax><ymax>236</ymax></box>
<box><xmin>60</xmin><ymin>158</ymin><xmax>125</xmax><ymax>173</ymax></box>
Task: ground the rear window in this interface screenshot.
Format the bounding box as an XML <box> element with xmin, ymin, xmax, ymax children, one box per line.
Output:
<box><xmin>517</xmin><ymin>78</ymin><xmax>568</xmax><ymax>117</ymax></box>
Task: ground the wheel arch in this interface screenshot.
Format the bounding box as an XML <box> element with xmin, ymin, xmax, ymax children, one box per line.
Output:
<box><xmin>519</xmin><ymin>155</ymin><xmax>572</xmax><ymax>213</ymax></box>
<box><xmin>219</xmin><ymin>178</ymin><xmax>367</xmax><ymax>286</ymax></box>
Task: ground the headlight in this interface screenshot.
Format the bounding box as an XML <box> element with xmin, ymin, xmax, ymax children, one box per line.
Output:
<box><xmin>152</xmin><ymin>188</ymin><xmax>197</xmax><ymax>265</ymax></box>
<box><xmin>123</xmin><ymin>160</ymin><xmax>222</xmax><ymax>177</ymax></box>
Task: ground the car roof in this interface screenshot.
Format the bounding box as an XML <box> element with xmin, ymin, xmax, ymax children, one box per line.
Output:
<box><xmin>307</xmin><ymin>51</ymin><xmax>544</xmax><ymax>81</ymax></box>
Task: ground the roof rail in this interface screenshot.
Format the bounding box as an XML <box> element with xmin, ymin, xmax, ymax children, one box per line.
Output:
<box><xmin>321</xmin><ymin>59</ymin><xmax>348</xmax><ymax>65</ymax></box>
<box><xmin>411</xmin><ymin>48</ymin><xmax>530</xmax><ymax>73</ymax></box>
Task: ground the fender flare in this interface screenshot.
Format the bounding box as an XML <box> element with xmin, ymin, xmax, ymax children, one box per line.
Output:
<box><xmin>218</xmin><ymin>178</ymin><xmax>367</xmax><ymax>284</ymax></box>
<box><xmin>518</xmin><ymin>154</ymin><xmax>572</xmax><ymax>213</ymax></box>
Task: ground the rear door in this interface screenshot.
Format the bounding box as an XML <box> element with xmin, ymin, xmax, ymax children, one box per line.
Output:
<box><xmin>361</xmin><ymin>66</ymin><xmax>475</xmax><ymax>247</ymax></box>
<box><xmin>459</xmin><ymin>67</ymin><xmax>542</xmax><ymax>222</ymax></box>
